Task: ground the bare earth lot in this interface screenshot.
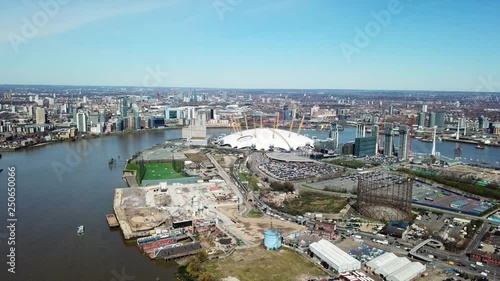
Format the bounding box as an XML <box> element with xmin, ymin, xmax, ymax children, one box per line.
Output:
<box><xmin>218</xmin><ymin>206</ymin><xmax>305</xmax><ymax>244</ymax></box>
<box><xmin>205</xmin><ymin>246</ymin><xmax>327</xmax><ymax>281</ymax></box>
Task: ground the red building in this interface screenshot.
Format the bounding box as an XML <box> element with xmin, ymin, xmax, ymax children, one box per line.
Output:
<box><xmin>309</xmin><ymin>220</ymin><xmax>336</xmax><ymax>240</ymax></box>
<box><xmin>470</xmin><ymin>250</ymin><xmax>500</xmax><ymax>266</ymax></box>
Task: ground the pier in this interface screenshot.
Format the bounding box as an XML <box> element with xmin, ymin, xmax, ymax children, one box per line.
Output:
<box><xmin>152</xmin><ymin>241</ymin><xmax>202</xmax><ymax>260</ymax></box>
<box><xmin>441</xmin><ymin>137</ymin><xmax>478</xmax><ymax>144</ymax></box>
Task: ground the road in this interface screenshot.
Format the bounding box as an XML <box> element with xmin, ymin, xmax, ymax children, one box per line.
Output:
<box><xmin>211</xmin><ymin>208</ymin><xmax>252</xmax><ymax>246</ymax></box>
<box><xmin>241</xmin><ymin>152</ymin><xmax>500</xmax><ymax>279</ymax></box>
<box><xmin>466</xmin><ymin>223</ymin><xmax>491</xmax><ymax>254</ymax></box>
<box><xmin>207</xmin><ymin>153</ymin><xmax>251</xmax><ymax>215</ymax></box>
<box><xmin>343</xmin><ymin>229</ymin><xmax>500</xmax><ymax>280</ymax></box>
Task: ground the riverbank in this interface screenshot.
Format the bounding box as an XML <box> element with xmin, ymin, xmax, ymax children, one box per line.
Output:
<box><xmin>441</xmin><ymin>137</ymin><xmax>500</xmax><ymax>147</ymax></box>
<box><xmin>0</xmin><ymin>126</ymin><xmax>183</xmax><ymax>153</ymax></box>
<box><xmin>3</xmin><ymin>130</ymin><xmax>181</xmax><ymax>281</ymax></box>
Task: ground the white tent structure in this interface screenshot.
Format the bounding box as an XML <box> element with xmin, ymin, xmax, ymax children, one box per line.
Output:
<box><xmin>220</xmin><ymin>128</ymin><xmax>314</xmax><ymax>151</ymax></box>
<box><xmin>386</xmin><ymin>262</ymin><xmax>426</xmax><ymax>281</ymax></box>
<box><xmin>309</xmin><ymin>239</ymin><xmax>361</xmax><ymax>273</ymax></box>
<box><xmin>366</xmin><ymin>252</ymin><xmax>398</xmax><ymax>271</ymax></box>
<box><xmin>375</xmin><ymin>257</ymin><xmax>411</xmax><ymax>277</ymax></box>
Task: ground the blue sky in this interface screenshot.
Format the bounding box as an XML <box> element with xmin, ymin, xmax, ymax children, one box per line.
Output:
<box><xmin>1</xmin><ymin>0</ymin><xmax>499</xmax><ymax>91</ymax></box>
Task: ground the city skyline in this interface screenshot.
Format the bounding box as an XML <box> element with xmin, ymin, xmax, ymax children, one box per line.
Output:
<box><xmin>1</xmin><ymin>0</ymin><xmax>500</xmax><ymax>91</ymax></box>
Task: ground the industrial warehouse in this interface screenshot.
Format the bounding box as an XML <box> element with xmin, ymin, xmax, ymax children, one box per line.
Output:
<box><xmin>366</xmin><ymin>253</ymin><xmax>426</xmax><ymax>281</ymax></box>
<box><xmin>309</xmin><ymin>239</ymin><xmax>361</xmax><ymax>273</ymax></box>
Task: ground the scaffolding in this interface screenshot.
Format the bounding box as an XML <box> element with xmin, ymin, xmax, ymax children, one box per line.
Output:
<box><xmin>356</xmin><ymin>172</ymin><xmax>413</xmax><ymax>221</ymax></box>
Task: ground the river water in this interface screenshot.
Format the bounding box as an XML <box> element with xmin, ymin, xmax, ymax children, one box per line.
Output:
<box><xmin>0</xmin><ymin>127</ymin><xmax>498</xmax><ymax>281</ymax></box>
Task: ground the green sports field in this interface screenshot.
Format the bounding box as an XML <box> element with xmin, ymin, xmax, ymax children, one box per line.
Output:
<box><xmin>143</xmin><ymin>163</ymin><xmax>186</xmax><ymax>180</ymax></box>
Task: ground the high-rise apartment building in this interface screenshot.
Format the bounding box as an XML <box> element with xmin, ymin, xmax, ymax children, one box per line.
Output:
<box><xmin>398</xmin><ymin>126</ymin><xmax>410</xmax><ymax>161</ymax></box>
<box><xmin>428</xmin><ymin>112</ymin><xmax>436</xmax><ymax>128</ymax></box>
<box><xmin>35</xmin><ymin>107</ymin><xmax>46</xmax><ymax>125</ymax></box>
<box><xmin>383</xmin><ymin>123</ymin><xmax>394</xmax><ymax>157</ymax></box>
<box><xmin>76</xmin><ymin>112</ymin><xmax>88</xmax><ymax>133</ymax></box>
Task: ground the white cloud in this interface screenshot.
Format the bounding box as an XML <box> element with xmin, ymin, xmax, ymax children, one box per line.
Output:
<box><xmin>0</xmin><ymin>0</ymin><xmax>177</xmax><ymax>45</ymax></box>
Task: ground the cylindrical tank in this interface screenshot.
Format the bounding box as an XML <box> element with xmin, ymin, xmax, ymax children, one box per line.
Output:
<box><xmin>264</xmin><ymin>229</ymin><xmax>282</xmax><ymax>250</ymax></box>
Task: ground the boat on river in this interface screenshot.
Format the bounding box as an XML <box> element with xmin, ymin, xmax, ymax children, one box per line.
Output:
<box><xmin>77</xmin><ymin>225</ymin><xmax>85</xmax><ymax>235</ymax></box>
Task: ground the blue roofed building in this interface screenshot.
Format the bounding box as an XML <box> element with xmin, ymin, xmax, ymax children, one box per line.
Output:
<box><xmin>381</xmin><ymin>221</ymin><xmax>410</xmax><ymax>238</ymax></box>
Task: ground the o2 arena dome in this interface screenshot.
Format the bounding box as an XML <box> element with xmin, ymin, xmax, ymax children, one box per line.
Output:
<box><xmin>219</xmin><ymin>128</ymin><xmax>314</xmax><ymax>151</ymax></box>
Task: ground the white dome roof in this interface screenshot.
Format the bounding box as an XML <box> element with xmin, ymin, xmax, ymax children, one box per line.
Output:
<box><xmin>220</xmin><ymin>128</ymin><xmax>314</xmax><ymax>151</ymax></box>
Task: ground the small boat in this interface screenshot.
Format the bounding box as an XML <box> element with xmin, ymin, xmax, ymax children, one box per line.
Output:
<box><xmin>77</xmin><ymin>225</ymin><xmax>85</xmax><ymax>235</ymax></box>
<box><xmin>475</xmin><ymin>145</ymin><xmax>485</xmax><ymax>149</ymax></box>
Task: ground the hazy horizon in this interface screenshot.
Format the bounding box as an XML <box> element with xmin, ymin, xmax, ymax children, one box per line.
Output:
<box><xmin>1</xmin><ymin>0</ymin><xmax>499</xmax><ymax>92</ymax></box>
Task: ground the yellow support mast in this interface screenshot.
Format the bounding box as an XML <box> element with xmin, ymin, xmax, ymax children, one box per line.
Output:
<box><xmin>235</xmin><ymin>116</ymin><xmax>242</xmax><ymax>136</ymax></box>
<box><xmin>296</xmin><ymin>115</ymin><xmax>305</xmax><ymax>136</ymax></box>
<box><xmin>273</xmin><ymin>113</ymin><xmax>279</xmax><ymax>138</ymax></box>
<box><xmin>229</xmin><ymin>115</ymin><xmax>236</xmax><ymax>134</ymax></box>
<box><xmin>244</xmin><ymin>114</ymin><xmax>249</xmax><ymax>131</ymax></box>
<box><xmin>288</xmin><ymin>117</ymin><xmax>295</xmax><ymax>138</ymax></box>
<box><xmin>253</xmin><ymin>117</ymin><xmax>257</xmax><ymax>136</ymax></box>
<box><xmin>260</xmin><ymin>115</ymin><xmax>263</xmax><ymax>128</ymax></box>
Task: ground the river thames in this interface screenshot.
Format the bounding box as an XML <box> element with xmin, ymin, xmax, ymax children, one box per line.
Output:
<box><xmin>0</xmin><ymin>127</ymin><xmax>498</xmax><ymax>281</ymax></box>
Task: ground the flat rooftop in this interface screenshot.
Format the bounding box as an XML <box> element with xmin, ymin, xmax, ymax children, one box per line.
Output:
<box><xmin>266</xmin><ymin>152</ymin><xmax>315</xmax><ymax>163</ymax></box>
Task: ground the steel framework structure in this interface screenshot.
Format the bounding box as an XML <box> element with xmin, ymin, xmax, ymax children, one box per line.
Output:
<box><xmin>356</xmin><ymin>172</ymin><xmax>413</xmax><ymax>221</ymax></box>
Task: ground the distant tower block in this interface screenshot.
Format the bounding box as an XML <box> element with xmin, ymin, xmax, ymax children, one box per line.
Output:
<box><xmin>398</xmin><ymin>125</ymin><xmax>410</xmax><ymax>161</ymax></box>
<box><xmin>356</xmin><ymin>124</ymin><xmax>365</xmax><ymax>138</ymax></box>
<box><xmin>329</xmin><ymin>123</ymin><xmax>339</xmax><ymax>149</ymax></box>
<box><xmin>383</xmin><ymin>123</ymin><xmax>394</xmax><ymax>157</ymax></box>
<box><xmin>431</xmin><ymin>126</ymin><xmax>437</xmax><ymax>156</ymax></box>
<box><xmin>372</xmin><ymin>124</ymin><xmax>380</xmax><ymax>155</ymax></box>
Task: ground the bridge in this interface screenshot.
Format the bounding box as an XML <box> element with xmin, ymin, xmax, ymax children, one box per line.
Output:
<box><xmin>408</xmin><ymin>239</ymin><xmax>444</xmax><ymax>262</ymax></box>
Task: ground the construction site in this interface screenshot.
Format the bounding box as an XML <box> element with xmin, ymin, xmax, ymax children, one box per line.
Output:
<box><xmin>114</xmin><ymin>181</ymin><xmax>237</xmax><ymax>239</ymax></box>
<box><xmin>356</xmin><ymin>171</ymin><xmax>414</xmax><ymax>221</ymax></box>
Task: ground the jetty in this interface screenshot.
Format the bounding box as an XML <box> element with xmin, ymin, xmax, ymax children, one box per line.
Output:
<box><xmin>106</xmin><ymin>214</ymin><xmax>120</xmax><ymax>227</ymax></box>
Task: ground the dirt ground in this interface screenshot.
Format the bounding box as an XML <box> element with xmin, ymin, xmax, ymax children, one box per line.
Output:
<box><xmin>439</xmin><ymin>165</ymin><xmax>500</xmax><ymax>183</ymax></box>
<box><xmin>222</xmin><ymin>155</ymin><xmax>237</xmax><ymax>168</ymax></box>
<box><xmin>205</xmin><ymin>246</ymin><xmax>328</xmax><ymax>281</ymax></box>
<box><xmin>218</xmin><ymin>206</ymin><xmax>305</xmax><ymax>244</ymax></box>
<box><xmin>184</xmin><ymin>152</ymin><xmax>208</xmax><ymax>162</ymax></box>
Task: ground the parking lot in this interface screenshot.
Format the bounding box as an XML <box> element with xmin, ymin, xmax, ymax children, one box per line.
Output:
<box><xmin>260</xmin><ymin>159</ymin><xmax>339</xmax><ymax>181</ymax></box>
<box><xmin>412</xmin><ymin>180</ymin><xmax>492</xmax><ymax>216</ymax></box>
<box><xmin>417</xmin><ymin>212</ymin><xmax>448</xmax><ymax>233</ymax></box>
<box><xmin>306</xmin><ymin>176</ymin><xmax>358</xmax><ymax>193</ymax></box>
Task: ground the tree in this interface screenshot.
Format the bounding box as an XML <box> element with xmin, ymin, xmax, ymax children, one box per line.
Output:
<box><xmin>198</xmin><ymin>272</ymin><xmax>216</xmax><ymax>281</ymax></box>
<box><xmin>198</xmin><ymin>250</ymin><xmax>208</xmax><ymax>262</ymax></box>
<box><xmin>186</xmin><ymin>256</ymin><xmax>202</xmax><ymax>277</ymax></box>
